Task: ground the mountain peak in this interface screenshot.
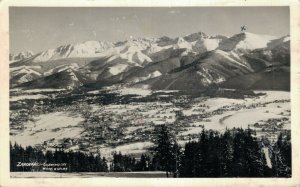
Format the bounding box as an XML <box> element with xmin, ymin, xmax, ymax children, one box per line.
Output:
<box><xmin>218</xmin><ymin>32</ymin><xmax>277</xmax><ymax>52</ymax></box>
<box><xmin>10</xmin><ymin>30</ymin><xmax>289</xmax><ymax>91</ymax></box>
<box><xmin>13</xmin><ymin>31</ymin><xmax>283</xmax><ymax>65</ymax></box>
<box><xmin>10</xmin><ymin>51</ymin><xmax>34</xmax><ymax>62</ymax></box>
<box><xmin>31</xmin><ymin>40</ymin><xmax>114</xmax><ymax>62</ymax></box>
<box><xmin>183</xmin><ymin>31</ymin><xmax>208</xmax><ymax>42</ymax></box>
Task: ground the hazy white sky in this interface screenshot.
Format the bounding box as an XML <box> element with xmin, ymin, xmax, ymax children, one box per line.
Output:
<box><xmin>10</xmin><ymin>7</ymin><xmax>289</xmax><ymax>54</ymax></box>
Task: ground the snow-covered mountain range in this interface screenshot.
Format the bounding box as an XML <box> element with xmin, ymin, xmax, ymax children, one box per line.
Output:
<box><xmin>9</xmin><ymin>51</ymin><xmax>34</xmax><ymax>62</ymax></box>
<box><xmin>10</xmin><ymin>31</ymin><xmax>290</xmax><ymax>91</ymax></box>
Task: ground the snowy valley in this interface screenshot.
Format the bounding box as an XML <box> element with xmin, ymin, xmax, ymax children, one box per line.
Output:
<box><xmin>9</xmin><ymin>31</ymin><xmax>290</xmax><ymax>176</ymax></box>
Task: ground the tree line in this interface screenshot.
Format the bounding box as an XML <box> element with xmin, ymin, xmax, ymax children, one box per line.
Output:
<box><xmin>10</xmin><ymin>125</ymin><xmax>291</xmax><ymax>178</ymax></box>
<box><xmin>152</xmin><ymin>125</ymin><xmax>291</xmax><ymax>177</ymax></box>
<box><xmin>110</xmin><ymin>125</ymin><xmax>291</xmax><ymax>178</ymax></box>
<box><xmin>10</xmin><ymin>142</ymin><xmax>108</xmax><ymax>172</ymax></box>
<box><xmin>110</xmin><ymin>152</ymin><xmax>156</xmax><ymax>172</ymax></box>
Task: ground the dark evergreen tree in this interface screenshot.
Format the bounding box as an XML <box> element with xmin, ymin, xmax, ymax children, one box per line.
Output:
<box><xmin>232</xmin><ymin>129</ymin><xmax>248</xmax><ymax>177</ymax></box>
<box><xmin>111</xmin><ymin>151</ymin><xmax>137</xmax><ymax>172</ymax></box>
<box><xmin>219</xmin><ymin>129</ymin><xmax>234</xmax><ymax>177</ymax></box>
<box><xmin>136</xmin><ymin>154</ymin><xmax>151</xmax><ymax>171</ymax></box>
<box><xmin>10</xmin><ymin>142</ymin><xmax>16</xmax><ymax>171</ymax></box>
<box><xmin>179</xmin><ymin>128</ymin><xmax>272</xmax><ymax>177</ymax></box>
<box><xmin>272</xmin><ymin>132</ymin><xmax>291</xmax><ymax>177</ymax></box>
<box><xmin>243</xmin><ymin>128</ymin><xmax>265</xmax><ymax>177</ymax></box>
<box><xmin>180</xmin><ymin>141</ymin><xmax>198</xmax><ymax>177</ymax></box>
<box><xmin>152</xmin><ymin>124</ymin><xmax>182</xmax><ymax>177</ymax></box>
<box><xmin>195</xmin><ymin>128</ymin><xmax>208</xmax><ymax>177</ymax></box>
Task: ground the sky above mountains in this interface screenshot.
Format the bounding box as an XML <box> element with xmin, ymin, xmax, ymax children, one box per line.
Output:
<box><xmin>10</xmin><ymin>7</ymin><xmax>289</xmax><ymax>54</ymax></box>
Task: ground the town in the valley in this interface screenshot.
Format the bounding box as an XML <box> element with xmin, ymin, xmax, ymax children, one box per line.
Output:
<box><xmin>10</xmin><ymin>87</ymin><xmax>290</xmax><ymax>159</ymax></box>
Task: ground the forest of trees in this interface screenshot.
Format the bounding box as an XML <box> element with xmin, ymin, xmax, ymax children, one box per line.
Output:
<box><xmin>151</xmin><ymin>125</ymin><xmax>291</xmax><ymax>178</ymax></box>
<box><xmin>10</xmin><ymin>125</ymin><xmax>291</xmax><ymax>178</ymax></box>
<box><xmin>10</xmin><ymin>142</ymin><xmax>108</xmax><ymax>172</ymax></box>
<box><xmin>109</xmin><ymin>125</ymin><xmax>291</xmax><ymax>177</ymax></box>
<box><xmin>110</xmin><ymin>152</ymin><xmax>157</xmax><ymax>172</ymax></box>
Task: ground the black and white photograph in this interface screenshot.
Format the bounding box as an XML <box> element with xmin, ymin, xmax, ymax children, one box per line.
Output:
<box><xmin>6</xmin><ymin>5</ymin><xmax>294</xmax><ymax>180</ymax></box>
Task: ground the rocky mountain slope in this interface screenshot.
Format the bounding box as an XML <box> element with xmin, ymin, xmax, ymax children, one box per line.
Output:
<box><xmin>10</xmin><ymin>31</ymin><xmax>290</xmax><ymax>91</ymax></box>
<box><xmin>10</xmin><ymin>51</ymin><xmax>34</xmax><ymax>62</ymax></box>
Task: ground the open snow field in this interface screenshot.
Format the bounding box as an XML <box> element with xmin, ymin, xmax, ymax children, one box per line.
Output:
<box><xmin>10</xmin><ymin>88</ymin><xmax>68</xmax><ymax>101</ymax></box>
<box><xmin>220</xmin><ymin>106</ymin><xmax>287</xmax><ymax>128</ymax></box>
<box><xmin>10</xmin><ymin>112</ymin><xmax>84</xmax><ymax>147</ymax></box>
<box><xmin>10</xmin><ymin>94</ymin><xmax>50</xmax><ymax>102</ymax></box>
<box><xmin>181</xmin><ymin>91</ymin><xmax>290</xmax><ymax>131</ymax></box>
<box><xmin>100</xmin><ymin>142</ymin><xmax>154</xmax><ymax>158</ymax></box>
